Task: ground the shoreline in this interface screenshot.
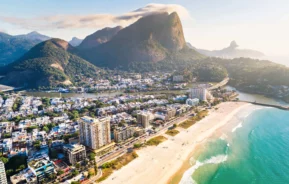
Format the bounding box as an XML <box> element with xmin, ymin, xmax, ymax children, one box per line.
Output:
<box><xmin>101</xmin><ymin>102</ymin><xmax>252</xmax><ymax>184</ymax></box>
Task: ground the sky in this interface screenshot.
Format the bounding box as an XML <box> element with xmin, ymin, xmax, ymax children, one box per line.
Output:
<box><xmin>1</xmin><ymin>0</ymin><xmax>289</xmax><ymax>56</ymax></box>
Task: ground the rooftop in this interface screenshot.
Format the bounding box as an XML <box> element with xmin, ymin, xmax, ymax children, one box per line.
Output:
<box><xmin>63</xmin><ymin>144</ymin><xmax>85</xmax><ymax>153</ymax></box>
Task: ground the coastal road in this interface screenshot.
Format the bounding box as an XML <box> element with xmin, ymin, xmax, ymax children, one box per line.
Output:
<box><xmin>85</xmin><ymin>110</ymin><xmax>197</xmax><ymax>184</ymax></box>
<box><xmin>208</xmin><ymin>77</ymin><xmax>229</xmax><ymax>91</ymax></box>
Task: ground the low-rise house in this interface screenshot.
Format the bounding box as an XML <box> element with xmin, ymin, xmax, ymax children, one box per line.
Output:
<box><xmin>10</xmin><ymin>168</ymin><xmax>37</xmax><ymax>184</ymax></box>
<box><xmin>28</xmin><ymin>156</ymin><xmax>56</xmax><ymax>183</ymax></box>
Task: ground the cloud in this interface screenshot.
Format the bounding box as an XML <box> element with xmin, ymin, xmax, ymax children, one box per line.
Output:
<box><xmin>0</xmin><ymin>28</ymin><xmax>7</xmax><ymax>33</ymax></box>
<box><xmin>0</xmin><ymin>4</ymin><xmax>191</xmax><ymax>30</ymax></box>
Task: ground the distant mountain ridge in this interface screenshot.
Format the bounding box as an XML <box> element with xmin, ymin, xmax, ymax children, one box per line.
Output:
<box><xmin>16</xmin><ymin>31</ymin><xmax>51</xmax><ymax>42</ymax></box>
<box><xmin>79</xmin><ymin>12</ymin><xmax>204</xmax><ymax>69</ymax></box>
<box><xmin>188</xmin><ymin>41</ymin><xmax>265</xmax><ymax>59</ymax></box>
<box><xmin>69</xmin><ymin>37</ymin><xmax>83</xmax><ymax>47</ymax></box>
<box><xmin>0</xmin><ymin>31</ymin><xmax>51</xmax><ymax>65</ymax></box>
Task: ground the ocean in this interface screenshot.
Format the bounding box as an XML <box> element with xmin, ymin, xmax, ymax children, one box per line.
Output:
<box><xmin>179</xmin><ymin>106</ymin><xmax>289</xmax><ymax>184</ymax></box>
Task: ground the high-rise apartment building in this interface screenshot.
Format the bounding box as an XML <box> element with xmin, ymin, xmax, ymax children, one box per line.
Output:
<box><xmin>0</xmin><ymin>161</ymin><xmax>7</xmax><ymax>184</ymax></box>
<box><xmin>79</xmin><ymin>116</ymin><xmax>111</xmax><ymax>150</ymax></box>
<box><xmin>137</xmin><ymin>112</ymin><xmax>150</xmax><ymax>128</ymax></box>
<box><xmin>189</xmin><ymin>87</ymin><xmax>207</xmax><ymax>101</ymax></box>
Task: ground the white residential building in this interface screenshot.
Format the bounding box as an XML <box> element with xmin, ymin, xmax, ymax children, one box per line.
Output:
<box><xmin>0</xmin><ymin>161</ymin><xmax>8</xmax><ymax>184</ymax></box>
<box><xmin>79</xmin><ymin>116</ymin><xmax>111</xmax><ymax>150</ymax></box>
<box><xmin>189</xmin><ymin>87</ymin><xmax>208</xmax><ymax>101</ymax></box>
<box><xmin>186</xmin><ymin>98</ymin><xmax>200</xmax><ymax>106</ymax></box>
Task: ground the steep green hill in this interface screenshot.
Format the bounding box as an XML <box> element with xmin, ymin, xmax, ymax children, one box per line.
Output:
<box><xmin>0</xmin><ymin>39</ymin><xmax>104</xmax><ymax>88</ymax></box>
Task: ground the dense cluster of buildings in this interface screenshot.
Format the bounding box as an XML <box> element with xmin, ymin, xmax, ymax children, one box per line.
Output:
<box><xmin>0</xmin><ymin>80</ymin><xmax>222</xmax><ymax>183</ymax></box>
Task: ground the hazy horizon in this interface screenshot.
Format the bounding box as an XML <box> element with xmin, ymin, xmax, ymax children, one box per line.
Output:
<box><xmin>1</xmin><ymin>0</ymin><xmax>289</xmax><ymax>56</ymax></box>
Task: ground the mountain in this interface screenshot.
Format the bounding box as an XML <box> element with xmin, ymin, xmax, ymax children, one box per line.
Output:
<box><xmin>0</xmin><ymin>39</ymin><xmax>103</xmax><ymax>88</ymax></box>
<box><xmin>78</xmin><ymin>26</ymin><xmax>122</xmax><ymax>50</ymax></box>
<box><xmin>16</xmin><ymin>31</ymin><xmax>51</xmax><ymax>42</ymax></box>
<box><xmin>0</xmin><ymin>32</ymin><xmax>50</xmax><ymax>65</ymax></box>
<box><xmin>69</xmin><ymin>37</ymin><xmax>83</xmax><ymax>47</ymax></box>
<box><xmin>79</xmin><ymin>12</ymin><xmax>204</xmax><ymax>69</ymax></box>
<box><xmin>188</xmin><ymin>41</ymin><xmax>265</xmax><ymax>59</ymax></box>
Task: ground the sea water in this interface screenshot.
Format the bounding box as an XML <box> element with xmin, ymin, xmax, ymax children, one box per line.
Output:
<box><xmin>180</xmin><ymin>107</ymin><xmax>289</xmax><ymax>184</ymax></box>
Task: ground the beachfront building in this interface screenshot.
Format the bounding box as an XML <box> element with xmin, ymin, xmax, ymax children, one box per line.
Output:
<box><xmin>137</xmin><ymin>112</ymin><xmax>151</xmax><ymax>128</ymax></box>
<box><xmin>164</xmin><ymin>107</ymin><xmax>177</xmax><ymax>120</ymax></box>
<box><xmin>114</xmin><ymin>126</ymin><xmax>135</xmax><ymax>142</ymax></box>
<box><xmin>0</xmin><ymin>161</ymin><xmax>7</xmax><ymax>184</ymax></box>
<box><xmin>63</xmin><ymin>144</ymin><xmax>86</xmax><ymax>165</ymax></box>
<box><xmin>186</xmin><ymin>98</ymin><xmax>200</xmax><ymax>106</ymax></box>
<box><xmin>189</xmin><ymin>87</ymin><xmax>207</xmax><ymax>101</ymax></box>
<box><xmin>79</xmin><ymin>116</ymin><xmax>111</xmax><ymax>150</ymax></box>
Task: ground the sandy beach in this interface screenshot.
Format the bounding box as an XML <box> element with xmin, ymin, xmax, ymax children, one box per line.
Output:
<box><xmin>101</xmin><ymin>102</ymin><xmax>251</xmax><ymax>184</ymax></box>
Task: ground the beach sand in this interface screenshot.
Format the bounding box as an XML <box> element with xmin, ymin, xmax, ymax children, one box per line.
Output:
<box><xmin>101</xmin><ymin>102</ymin><xmax>251</xmax><ymax>184</ymax></box>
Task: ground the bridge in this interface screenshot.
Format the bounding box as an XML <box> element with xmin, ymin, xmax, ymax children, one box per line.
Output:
<box><xmin>208</xmin><ymin>77</ymin><xmax>229</xmax><ymax>91</ymax></box>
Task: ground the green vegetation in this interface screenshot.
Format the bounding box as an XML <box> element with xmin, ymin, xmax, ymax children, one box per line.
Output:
<box><xmin>62</xmin><ymin>132</ymin><xmax>79</xmax><ymax>143</ymax></box>
<box><xmin>68</xmin><ymin>110</ymin><xmax>79</xmax><ymax>121</ymax></box>
<box><xmin>165</xmin><ymin>129</ymin><xmax>180</xmax><ymax>136</ymax></box>
<box><xmin>12</xmin><ymin>97</ymin><xmax>22</xmax><ymax>112</ymax></box>
<box><xmin>88</xmin><ymin>168</ymin><xmax>96</xmax><ymax>178</ymax></box>
<box><xmin>42</xmin><ymin>97</ymin><xmax>50</xmax><ymax>107</ymax></box>
<box><xmin>179</xmin><ymin>110</ymin><xmax>208</xmax><ymax>129</ymax></box>
<box><xmin>145</xmin><ymin>136</ymin><xmax>167</xmax><ymax>146</ymax></box>
<box><xmin>33</xmin><ymin>140</ymin><xmax>41</xmax><ymax>150</ymax></box>
<box><xmin>26</xmin><ymin>126</ymin><xmax>38</xmax><ymax>133</ymax></box>
<box><xmin>98</xmin><ymin>151</ymin><xmax>138</xmax><ymax>182</ymax></box>
<box><xmin>97</xmin><ymin>168</ymin><xmax>114</xmax><ymax>182</ymax></box>
<box><xmin>71</xmin><ymin>181</ymin><xmax>80</xmax><ymax>184</ymax></box>
<box><xmin>133</xmin><ymin>143</ymin><xmax>143</xmax><ymax>149</ymax></box>
<box><xmin>0</xmin><ymin>39</ymin><xmax>104</xmax><ymax>88</ymax></box>
<box><xmin>71</xmin><ymin>169</ymin><xmax>79</xmax><ymax>176</ymax></box>
<box><xmin>213</xmin><ymin>57</ymin><xmax>289</xmax><ymax>101</ymax></box>
<box><xmin>5</xmin><ymin>155</ymin><xmax>27</xmax><ymax>177</ymax></box>
<box><xmin>89</xmin><ymin>152</ymin><xmax>96</xmax><ymax>161</ymax></box>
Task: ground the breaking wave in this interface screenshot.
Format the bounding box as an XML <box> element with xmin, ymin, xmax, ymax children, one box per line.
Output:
<box><xmin>179</xmin><ymin>154</ymin><xmax>228</xmax><ymax>184</ymax></box>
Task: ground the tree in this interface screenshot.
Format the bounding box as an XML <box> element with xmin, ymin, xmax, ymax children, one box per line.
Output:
<box><xmin>71</xmin><ymin>181</ymin><xmax>80</xmax><ymax>184</ymax></box>
<box><xmin>33</xmin><ymin>140</ymin><xmax>41</xmax><ymax>150</ymax></box>
<box><xmin>72</xmin><ymin>169</ymin><xmax>79</xmax><ymax>177</ymax></box>
<box><xmin>0</xmin><ymin>157</ymin><xmax>8</xmax><ymax>164</ymax></box>
<box><xmin>133</xmin><ymin>143</ymin><xmax>142</xmax><ymax>149</ymax></box>
<box><xmin>6</xmin><ymin>169</ymin><xmax>13</xmax><ymax>176</ymax></box>
<box><xmin>43</xmin><ymin>126</ymin><xmax>49</xmax><ymax>133</ymax></box>
<box><xmin>75</xmin><ymin>163</ymin><xmax>80</xmax><ymax>169</ymax></box>
<box><xmin>89</xmin><ymin>152</ymin><xmax>96</xmax><ymax>161</ymax></box>
<box><xmin>57</xmin><ymin>170</ymin><xmax>64</xmax><ymax>176</ymax></box>
<box><xmin>42</xmin><ymin>97</ymin><xmax>50</xmax><ymax>107</ymax></box>
<box><xmin>19</xmin><ymin>164</ymin><xmax>26</xmax><ymax>170</ymax></box>
<box><xmin>5</xmin><ymin>155</ymin><xmax>27</xmax><ymax>173</ymax></box>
